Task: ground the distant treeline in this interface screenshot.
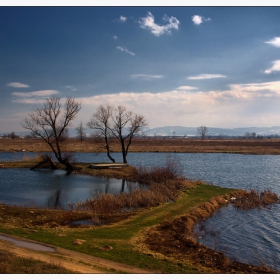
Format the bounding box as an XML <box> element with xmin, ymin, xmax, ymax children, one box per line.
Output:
<box><xmin>1</xmin><ymin>131</ymin><xmax>280</xmax><ymax>140</ymax></box>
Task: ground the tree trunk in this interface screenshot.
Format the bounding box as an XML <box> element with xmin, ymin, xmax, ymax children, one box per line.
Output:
<box><xmin>121</xmin><ymin>141</ymin><xmax>127</xmax><ymax>163</ymax></box>
<box><xmin>107</xmin><ymin>150</ymin><xmax>115</xmax><ymax>163</ymax></box>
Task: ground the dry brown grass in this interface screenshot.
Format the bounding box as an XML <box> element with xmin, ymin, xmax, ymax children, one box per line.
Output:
<box><xmin>2</xmin><ymin>137</ymin><xmax>280</xmax><ymax>154</ymax></box>
<box><xmin>0</xmin><ymin>248</ymin><xmax>74</xmax><ymax>273</ymax></box>
<box><xmin>261</xmin><ymin>190</ymin><xmax>279</xmax><ymax>205</ymax></box>
<box><xmin>231</xmin><ymin>189</ymin><xmax>280</xmax><ymax>210</ymax></box>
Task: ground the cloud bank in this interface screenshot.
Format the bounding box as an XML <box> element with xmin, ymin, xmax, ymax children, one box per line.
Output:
<box><xmin>75</xmin><ymin>80</ymin><xmax>280</xmax><ymax>129</ymax></box>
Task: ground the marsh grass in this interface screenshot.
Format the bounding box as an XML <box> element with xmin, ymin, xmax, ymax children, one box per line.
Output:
<box><xmin>231</xmin><ymin>189</ymin><xmax>280</xmax><ymax>210</ymax></box>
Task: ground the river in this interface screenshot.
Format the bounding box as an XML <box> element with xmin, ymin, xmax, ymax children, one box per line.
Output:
<box><xmin>1</xmin><ymin>151</ymin><xmax>280</xmax><ymax>270</ymax></box>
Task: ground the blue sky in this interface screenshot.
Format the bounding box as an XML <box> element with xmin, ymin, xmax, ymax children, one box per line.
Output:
<box><xmin>1</xmin><ymin>6</ymin><xmax>280</xmax><ymax>133</ymax></box>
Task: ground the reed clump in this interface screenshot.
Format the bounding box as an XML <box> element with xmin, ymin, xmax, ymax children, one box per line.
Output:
<box><xmin>261</xmin><ymin>190</ymin><xmax>279</xmax><ymax>205</ymax></box>
<box><xmin>137</xmin><ymin>154</ymin><xmax>184</xmax><ymax>184</ymax></box>
<box><xmin>231</xmin><ymin>189</ymin><xmax>279</xmax><ymax>210</ymax></box>
<box><xmin>74</xmin><ymin>185</ymin><xmax>173</xmax><ymax>214</ymax></box>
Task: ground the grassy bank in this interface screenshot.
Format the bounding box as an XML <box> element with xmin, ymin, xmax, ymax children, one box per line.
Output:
<box><xmin>0</xmin><ymin>160</ymin><xmax>278</xmax><ymax>273</ymax></box>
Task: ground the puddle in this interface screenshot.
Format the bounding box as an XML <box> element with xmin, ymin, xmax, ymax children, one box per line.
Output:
<box><xmin>0</xmin><ymin>235</ymin><xmax>55</xmax><ymax>252</ymax></box>
<box><xmin>70</xmin><ymin>219</ymin><xmax>104</xmax><ymax>226</ymax></box>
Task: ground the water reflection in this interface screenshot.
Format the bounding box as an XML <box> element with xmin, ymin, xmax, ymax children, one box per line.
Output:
<box><xmin>0</xmin><ymin>235</ymin><xmax>55</xmax><ymax>252</ymax></box>
<box><xmin>0</xmin><ymin>169</ymin><xmax>145</xmax><ymax>210</ymax></box>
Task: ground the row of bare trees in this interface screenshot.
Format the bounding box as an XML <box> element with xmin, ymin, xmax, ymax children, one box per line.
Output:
<box><xmin>87</xmin><ymin>105</ymin><xmax>147</xmax><ymax>164</ymax></box>
<box><xmin>21</xmin><ymin>97</ymin><xmax>147</xmax><ymax>172</ymax></box>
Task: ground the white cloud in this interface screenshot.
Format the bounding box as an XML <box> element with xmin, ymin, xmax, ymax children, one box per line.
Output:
<box><xmin>192</xmin><ymin>15</ymin><xmax>211</xmax><ymax>25</ymax></box>
<box><xmin>139</xmin><ymin>12</ymin><xmax>179</xmax><ymax>37</ymax></box>
<box><xmin>65</xmin><ymin>85</ymin><xmax>77</xmax><ymax>91</ymax></box>
<box><xmin>119</xmin><ymin>16</ymin><xmax>127</xmax><ymax>22</ymax></box>
<box><xmin>265</xmin><ymin>37</ymin><xmax>280</xmax><ymax>48</ymax></box>
<box><xmin>131</xmin><ymin>74</ymin><xmax>163</xmax><ymax>80</ymax></box>
<box><xmin>187</xmin><ymin>74</ymin><xmax>226</xmax><ymax>80</ymax></box>
<box><xmin>12</xmin><ymin>90</ymin><xmax>59</xmax><ymax>103</ymax></box>
<box><xmin>264</xmin><ymin>60</ymin><xmax>280</xmax><ymax>74</ymax></box>
<box><xmin>7</xmin><ymin>82</ymin><xmax>29</xmax><ymax>88</ymax></box>
<box><xmin>12</xmin><ymin>90</ymin><xmax>59</xmax><ymax>97</ymax></box>
<box><xmin>228</xmin><ymin>81</ymin><xmax>280</xmax><ymax>95</ymax></box>
<box><xmin>12</xmin><ymin>98</ymin><xmax>46</xmax><ymax>104</ymax></box>
<box><xmin>176</xmin><ymin>86</ymin><xmax>198</xmax><ymax>91</ymax></box>
<box><xmin>116</xmin><ymin>46</ymin><xmax>135</xmax><ymax>56</ymax></box>
<box><xmin>113</xmin><ymin>35</ymin><xmax>118</xmax><ymax>40</ymax></box>
<box><xmin>75</xmin><ymin>80</ymin><xmax>280</xmax><ymax>129</ymax></box>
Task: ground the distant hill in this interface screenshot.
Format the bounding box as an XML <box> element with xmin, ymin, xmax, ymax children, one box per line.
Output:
<box><xmin>141</xmin><ymin>126</ymin><xmax>280</xmax><ymax>137</ymax></box>
<box><xmin>3</xmin><ymin>125</ymin><xmax>280</xmax><ymax>138</ymax></box>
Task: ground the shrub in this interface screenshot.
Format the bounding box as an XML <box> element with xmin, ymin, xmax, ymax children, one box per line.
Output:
<box><xmin>137</xmin><ymin>154</ymin><xmax>184</xmax><ymax>184</ymax></box>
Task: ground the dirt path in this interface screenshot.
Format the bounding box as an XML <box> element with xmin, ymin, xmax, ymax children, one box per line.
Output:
<box><xmin>0</xmin><ymin>233</ymin><xmax>154</xmax><ymax>274</ymax></box>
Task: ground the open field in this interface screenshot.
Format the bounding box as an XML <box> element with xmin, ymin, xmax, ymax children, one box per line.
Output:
<box><xmin>1</xmin><ymin>137</ymin><xmax>280</xmax><ymax>154</ymax></box>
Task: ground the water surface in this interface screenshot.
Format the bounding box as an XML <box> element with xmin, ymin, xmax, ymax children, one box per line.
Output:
<box><xmin>0</xmin><ymin>168</ymin><xmax>143</xmax><ymax>209</ymax></box>
<box><xmin>1</xmin><ymin>152</ymin><xmax>280</xmax><ymax>270</ymax></box>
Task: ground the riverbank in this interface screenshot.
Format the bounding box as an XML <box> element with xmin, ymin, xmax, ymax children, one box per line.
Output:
<box><xmin>0</xmin><ymin>161</ymin><xmax>277</xmax><ymax>273</ymax></box>
<box><xmin>1</xmin><ymin>138</ymin><xmax>280</xmax><ymax>155</ymax></box>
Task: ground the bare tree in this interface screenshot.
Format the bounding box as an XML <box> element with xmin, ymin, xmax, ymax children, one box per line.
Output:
<box><xmin>87</xmin><ymin>104</ymin><xmax>116</xmax><ymax>163</ymax></box>
<box><xmin>110</xmin><ymin>105</ymin><xmax>148</xmax><ymax>163</ymax></box>
<box><xmin>88</xmin><ymin>105</ymin><xmax>148</xmax><ymax>164</ymax></box>
<box><xmin>75</xmin><ymin>121</ymin><xmax>86</xmax><ymax>142</ymax></box>
<box><xmin>251</xmin><ymin>132</ymin><xmax>256</xmax><ymax>139</ymax></box>
<box><xmin>197</xmin><ymin>126</ymin><xmax>208</xmax><ymax>140</ymax></box>
<box><xmin>22</xmin><ymin>97</ymin><xmax>81</xmax><ymax>172</ymax></box>
<box><xmin>243</xmin><ymin>132</ymin><xmax>251</xmax><ymax>139</ymax></box>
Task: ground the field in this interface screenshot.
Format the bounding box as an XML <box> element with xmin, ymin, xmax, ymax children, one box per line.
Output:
<box><xmin>1</xmin><ymin>137</ymin><xmax>280</xmax><ymax>154</ymax></box>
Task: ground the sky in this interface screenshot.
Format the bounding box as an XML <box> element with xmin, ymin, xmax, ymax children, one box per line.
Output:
<box><xmin>1</xmin><ymin>6</ymin><xmax>280</xmax><ymax>133</ymax></box>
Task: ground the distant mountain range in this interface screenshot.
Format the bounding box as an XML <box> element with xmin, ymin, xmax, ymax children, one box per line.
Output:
<box><xmin>3</xmin><ymin>125</ymin><xmax>280</xmax><ymax>138</ymax></box>
<box><xmin>141</xmin><ymin>126</ymin><xmax>280</xmax><ymax>137</ymax></box>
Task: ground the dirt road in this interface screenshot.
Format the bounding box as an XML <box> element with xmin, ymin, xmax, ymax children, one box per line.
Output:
<box><xmin>0</xmin><ymin>233</ymin><xmax>155</xmax><ymax>274</ymax></box>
